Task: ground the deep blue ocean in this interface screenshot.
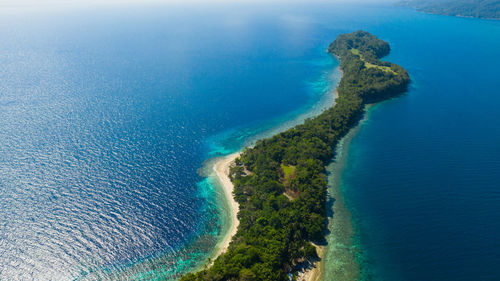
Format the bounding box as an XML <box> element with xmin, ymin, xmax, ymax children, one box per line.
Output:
<box><xmin>0</xmin><ymin>2</ymin><xmax>498</xmax><ymax>280</ymax></box>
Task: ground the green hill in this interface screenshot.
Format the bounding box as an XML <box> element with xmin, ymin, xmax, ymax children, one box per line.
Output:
<box><xmin>399</xmin><ymin>0</ymin><xmax>500</xmax><ymax>19</ymax></box>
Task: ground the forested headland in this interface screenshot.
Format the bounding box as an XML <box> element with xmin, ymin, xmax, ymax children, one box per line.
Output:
<box><xmin>399</xmin><ymin>0</ymin><xmax>500</xmax><ymax>20</ymax></box>
<box><xmin>181</xmin><ymin>31</ymin><xmax>410</xmax><ymax>281</ymax></box>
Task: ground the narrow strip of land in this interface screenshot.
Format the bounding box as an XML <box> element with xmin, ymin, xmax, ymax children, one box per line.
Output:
<box><xmin>182</xmin><ymin>31</ymin><xmax>409</xmax><ymax>281</ymax></box>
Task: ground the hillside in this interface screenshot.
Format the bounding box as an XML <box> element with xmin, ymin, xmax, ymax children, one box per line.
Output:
<box><xmin>399</xmin><ymin>0</ymin><xmax>500</xmax><ymax>19</ymax></box>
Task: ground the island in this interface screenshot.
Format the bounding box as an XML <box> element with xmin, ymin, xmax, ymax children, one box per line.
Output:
<box><xmin>181</xmin><ymin>31</ymin><xmax>410</xmax><ymax>281</ymax></box>
<box><xmin>399</xmin><ymin>0</ymin><xmax>500</xmax><ymax>20</ymax></box>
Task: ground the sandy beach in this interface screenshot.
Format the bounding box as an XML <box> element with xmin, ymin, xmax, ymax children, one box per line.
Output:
<box><xmin>296</xmin><ymin>245</ymin><xmax>324</xmax><ymax>281</ymax></box>
<box><xmin>207</xmin><ymin>70</ymin><xmax>341</xmax><ymax>275</ymax></box>
<box><xmin>210</xmin><ymin>152</ymin><xmax>241</xmax><ymax>262</ymax></box>
<box><xmin>210</xmin><ymin>152</ymin><xmax>325</xmax><ymax>281</ymax></box>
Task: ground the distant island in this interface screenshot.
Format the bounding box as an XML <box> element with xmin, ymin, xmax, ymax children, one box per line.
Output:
<box><xmin>399</xmin><ymin>0</ymin><xmax>500</xmax><ymax>19</ymax></box>
<box><xmin>181</xmin><ymin>31</ymin><xmax>410</xmax><ymax>281</ymax></box>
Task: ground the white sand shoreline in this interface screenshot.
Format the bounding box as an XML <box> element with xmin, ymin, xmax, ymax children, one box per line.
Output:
<box><xmin>206</xmin><ymin>68</ymin><xmax>341</xmax><ymax>277</ymax></box>
<box><xmin>296</xmin><ymin>244</ymin><xmax>324</xmax><ymax>281</ymax></box>
<box><xmin>209</xmin><ymin>152</ymin><xmax>241</xmax><ymax>263</ymax></box>
<box><xmin>208</xmin><ymin>152</ymin><xmax>325</xmax><ymax>281</ymax></box>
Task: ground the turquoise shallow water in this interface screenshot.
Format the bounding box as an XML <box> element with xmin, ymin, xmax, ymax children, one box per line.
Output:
<box><xmin>0</xmin><ymin>2</ymin><xmax>499</xmax><ymax>280</ymax></box>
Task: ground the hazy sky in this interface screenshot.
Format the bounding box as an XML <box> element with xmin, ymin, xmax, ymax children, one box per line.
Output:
<box><xmin>0</xmin><ymin>0</ymin><xmax>394</xmax><ymax>7</ymax></box>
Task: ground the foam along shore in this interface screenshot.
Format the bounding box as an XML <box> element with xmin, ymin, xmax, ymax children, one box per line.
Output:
<box><xmin>210</xmin><ymin>152</ymin><xmax>241</xmax><ymax>263</ymax></box>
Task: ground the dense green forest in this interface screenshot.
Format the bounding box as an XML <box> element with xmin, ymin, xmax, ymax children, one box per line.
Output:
<box><xmin>399</xmin><ymin>0</ymin><xmax>500</xmax><ymax>19</ymax></box>
<box><xmin>180</xmin><ymin>31</ymin><xmax>410</xmax><ymax>281</ymax></box>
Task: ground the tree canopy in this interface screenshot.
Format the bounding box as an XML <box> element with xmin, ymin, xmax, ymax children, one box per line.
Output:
<box><xmin>399</xmin><ymin>0</ymin><xmax>500</xmax><ymax>19</ymax></box>
<box><xmin>180</xmin><ymin>30</ymin><xmax>409</xmax><ymax>281</ymax></box>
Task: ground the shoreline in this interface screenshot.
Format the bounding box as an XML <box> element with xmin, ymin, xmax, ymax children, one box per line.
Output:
<box><xmin>204</xmin><ymin>67</ymin><xmax>342</xmax><ymax>269</ymax></box>
<box><xmin>295</xmin><ymin>244</ymin><xmax>324</xmax><ymax>281</ymax></box>
<box><xmin>209</xmin><ymin>152</ymin><xmax>241</xmax><ymax>264</ymax></box>
<box><xmin>320</xmin><ymin>110</ymin><xmax>369</xmax><ymax>281</ymax></box>
<box><xmin>184</xmin><ymin>31</ymin><xmax>410</xmax><ymax>280</ymax></box>
<box><xmin>295</xmin><ymin>88</ymin><xmax>341</xmax><ymax>281</ymax></box>
<box><xmin>300</xmin><ymin>97</ymin><xmax>371</xmax><ymax>281</ymax></box>
<box><xmin>205</xmin><ymin>69</ymin><xmax>358</xmax><ymax>281</ymax></box>
<box><xmin>204</xmin><ymin>87</ymin><xmax>341</xmax><ymax>275</ymax></box>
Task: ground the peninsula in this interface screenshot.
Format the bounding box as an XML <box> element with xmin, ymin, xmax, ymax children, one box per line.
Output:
<box><xmin>181</xmin><ymin>31</ymin><xmax>410</xmax><ymax>281</ymax></box>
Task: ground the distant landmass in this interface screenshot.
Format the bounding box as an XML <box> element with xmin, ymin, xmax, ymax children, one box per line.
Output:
<box><xmin>399</xmin><ymin>0</ymin><xmax>500</xmax><ymax>19</ymax></box>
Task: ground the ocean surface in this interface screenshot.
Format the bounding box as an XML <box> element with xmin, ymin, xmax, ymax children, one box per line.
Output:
<box><xmin>0</xmin><ymin>2</ymin><xmax>499</xmax><ymax>280</ymax></box>
<box><xmin>336</xmin><ymin>8</ymin><xmax>500</xmax><ymax>281</ymax></box>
